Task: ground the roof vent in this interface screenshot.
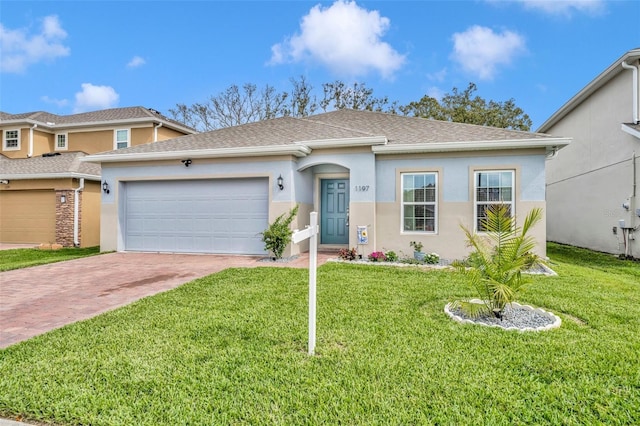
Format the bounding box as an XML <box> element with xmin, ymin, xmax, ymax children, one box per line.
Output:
<box><xmin>42</xmin><ymin>152</ymin><xmax>61</xmax><ymax>157</ymax></box>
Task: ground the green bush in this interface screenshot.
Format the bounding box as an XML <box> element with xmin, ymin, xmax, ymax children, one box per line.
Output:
<box><xmin>385</xmin><ymin>250</ymin><xmax>399</xmax><ymax>262</ymax></box>
<box><xmin>338</xmin><ymin>248</ymin><xmax>358</xmax><ymax>261</ymax></box>
<box><xmin>452</xmin><ymin>204</ymin><xmax>544</xmax><ymax>318</ymax></box>
<box><xmin>260</xmin><ymin>205</ymin><xmax>299</xmax><ymax>259</ymax></box>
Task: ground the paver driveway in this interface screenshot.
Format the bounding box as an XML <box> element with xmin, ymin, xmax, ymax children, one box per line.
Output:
<box><xmin>0</xmin><ymin>251</ymin><xmax>333</xmax><ymax>349</ymax></box>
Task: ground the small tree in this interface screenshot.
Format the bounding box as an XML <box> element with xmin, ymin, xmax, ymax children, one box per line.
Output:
<box><xmin>260</xmin><ymin>205</ymin><xmax>299</xmax><ymax>259</ymax></box>
<box><xmin>452</xmin><ymin>204</ymin><xmax>544</xmax><ymax>318</ymax></box>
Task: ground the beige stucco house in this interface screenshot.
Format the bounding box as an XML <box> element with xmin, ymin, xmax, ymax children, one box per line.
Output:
<box><xmin>539</xmin><ymin>48</ymin><xmax>640</xmax><ymax>258</ymax></box>
<box><xmin>0</xmin><ymin>107</ymin><xmax>195</xmax><ymax>247</ymax></box>
<box><xmin>84</xmin><ymin>109</ymin><xmax>569</xmax><ymax>260</ymax></box>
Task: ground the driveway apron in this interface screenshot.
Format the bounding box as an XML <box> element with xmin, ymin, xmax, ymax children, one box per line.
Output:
<box><xmin>0</xmin><ymin>252</ymin><xmax>333</xmax><ymax>349</ymax></box>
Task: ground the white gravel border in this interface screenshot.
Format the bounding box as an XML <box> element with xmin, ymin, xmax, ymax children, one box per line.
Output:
<box><xmin>444</xmin><ymin>300</ymin><xmax>562</xmax><ymax>332</ymax></box>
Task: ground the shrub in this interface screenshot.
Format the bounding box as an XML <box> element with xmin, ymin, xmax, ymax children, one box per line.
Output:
<box><xmin>424</xmin><ymin>252</ymin><xmax>440</xmax><ymax>264</ymax></box>
<box><xmin>452</xmin><ymin>204</ymin><xmax>544</xmax><ymax>319</ymax></box>
<box><xmin>368</xmin><ymin>251</ymin><xmax>387</xmax><ymax>262</ymax></box>
<box><xmin>260</xmin><ymin>205</ymin><xmax>299</xmax><ymax>259</ymax></box>
<box><xmin>338</xmin><ymin>247</ymin><xmax>358</xmax><ymax>261</ymax></box>
<box><xmin>385</xmin><ymin>250</ymin><xmax>399</xmax><ymax>262</ymax></box>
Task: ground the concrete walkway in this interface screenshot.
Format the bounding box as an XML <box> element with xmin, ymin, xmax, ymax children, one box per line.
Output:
<box><xmin>0</xmin><ymin>251</ymin><xmax>334</xmax><ymax>349</ymax></box>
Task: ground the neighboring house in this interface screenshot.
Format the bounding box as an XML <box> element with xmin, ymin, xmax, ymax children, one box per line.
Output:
<box><xmin>0</xmin><ymin>107</ymin><xmax>195</xmax><ymax>247</ymax></box>
<box><xmin>83</xmin><ymin>109</ymin><xmax>569</xmax><ymax>260</ymax></box>
<box><xmin>538</xmin><ymin>48</ymin><xmax>640</xmax><ymax>258</ymax></box>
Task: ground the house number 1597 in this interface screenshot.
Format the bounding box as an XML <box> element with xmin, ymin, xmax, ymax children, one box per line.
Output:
<box><xmin>355</xmin><ymin>185</ymin><xmax>370</xmax><ymax>192</ymax></box>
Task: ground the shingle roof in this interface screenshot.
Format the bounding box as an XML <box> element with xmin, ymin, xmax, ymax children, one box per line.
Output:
<box><xmin>304</xmin><ymin>109</ymin><xmax>551</xmax><ymax>144</ymax></box>
<box><xmin>0</xmin><ymin>106</ymin><xmax>195</xmax><ymax>132</ymax></box>
<box><xmin>0</xmin><ymin>152</ymin><xmax>101</xmax><ymax>178</ymax></box>
<box><xmin>91</xmin><ymin>109</ymin><xmax>555</xmax><ymax>157</ymax></box>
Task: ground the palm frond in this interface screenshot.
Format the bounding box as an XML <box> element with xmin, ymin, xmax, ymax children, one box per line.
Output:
<box><xmin>452</xmin><ymin>204</ymin><xmax>544</xmax><ymax>317</ymax></box>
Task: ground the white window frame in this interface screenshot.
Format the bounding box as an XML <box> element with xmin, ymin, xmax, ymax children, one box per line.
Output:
<box><xmin>3</xmin><ymin>129</ymin><xmax>20</xmax><ymax>151</ymax></box>
<box><xmin>114</xmin><ymin>129</ymin><xmax>130</xmax><ymax>150</ymax></box>
<box><xmin>401</xmin><ymin>172</ymin><xmax>438</xmax><ymax>234</ymax></box>
<box><xmin>474</xmin><ymin>170</ymin><xmax>515</xmax><ymax>233</ymax></box>
<box><xmin>55</xmin><ymin>132</ymin><xmax>68</xmax><ymax>151</ymax></box>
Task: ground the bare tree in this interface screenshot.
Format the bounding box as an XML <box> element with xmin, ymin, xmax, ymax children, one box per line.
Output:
<box><xmin>169</xmin><ymin>79</ymin><xmax>531</xmax><ymax>132</ymax></box>
<box><xmin>320</xmin><ymin>81</ymin><xmax>392</xmax><ymax>112</ymax></box>
<box><xmin>287</xmin><ymin>75</ymin><xmax>318</xmax><ymax>118</ymax></box>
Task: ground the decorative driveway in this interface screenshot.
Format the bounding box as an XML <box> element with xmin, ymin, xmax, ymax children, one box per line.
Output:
<box><xmin>0</xmin><ymin>252</ymin><xmax>333</xmax><ymax>349</ymax></box>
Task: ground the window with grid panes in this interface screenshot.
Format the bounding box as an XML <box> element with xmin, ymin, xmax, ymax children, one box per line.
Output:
<box><xmin>4</xmin><ymin>130</ymin><xmax>19</xmax><ymax>149</ymax></box>
<box><xmin>56</xmin><ymin>133</ymin><xmax>67</xmax><ymax>150</ymax></box>
<box><xmin>115</xmin><ymin>129</ymin><xmax>129</xmax><ymax>149</ymax></box>
<box><xmin>474</xmin><ymin>170</ymin><xmax>514</xmax><ymax>232</ymax></box>
<box><xmin>402</xmin><ymin>173</ymin><xmax>437</xmax><ymax>232</ymax></box>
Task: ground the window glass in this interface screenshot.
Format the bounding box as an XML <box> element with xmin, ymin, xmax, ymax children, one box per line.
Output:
<box><xmin>56</xmin><ymin>134</ymin><xmax>67</xmax><ymax>149</ymax></box>
<box><xmin>116</xmin><ymin>129</ymin><xmax>129</xmax><ymax>149</ymax></box>
<box><xmin>4</xmin><ymin>130</ymin><xmax>19</xmax><ymax>148</ymax></box>
<box><xmin>475</xmin><ymin>170</ymin><xmax>514</xmax><ymax>232</ymax></box>
<box><xmin>402</xmin><ymin>172</ymin><xmax>437</xmax><ymax>233</ymax></box>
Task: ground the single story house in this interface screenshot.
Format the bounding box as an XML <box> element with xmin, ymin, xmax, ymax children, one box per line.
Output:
<box><xmin>0</xmin><ymin>107</ymin><xmax>195</xmax><ymax>247</ymax></box>
<box><xmin>83</xmin><ymin>109</ymin><xmax>570</xmax><ymax>260</ymax></box>
<box><xmin>538</xmin><ymin>48</ymin><xmax>640</xmax><ymax>257</ymax></box>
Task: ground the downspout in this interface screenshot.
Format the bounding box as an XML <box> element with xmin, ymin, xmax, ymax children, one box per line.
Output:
<box><xmin>73</xmin><ymin>178</ymin><xmax>85</xmax><ymax>247</ymax></box>
<box><xmin>154</xmin><ymin>122</ymin><xmax>163</xmax><ymax>142</ymax></box>
<box><xmin>28</xmin><ymin>123</ymin><xmax>37</xmax><ymax>157</ymax></box>
<box><xmin>621</xmin><ymin>60</ymin><xmax>639</xmax><ymax>124</ymax></box>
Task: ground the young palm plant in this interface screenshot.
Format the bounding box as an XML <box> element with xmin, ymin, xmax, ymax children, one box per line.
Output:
<box><xmin>452</xmin><ymin>204</ymin><xmax>544</xmax><ymax>319</ymax></box>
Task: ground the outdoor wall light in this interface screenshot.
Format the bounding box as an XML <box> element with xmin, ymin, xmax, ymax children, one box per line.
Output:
<box><xmin>60</xmin><ymin>195</ymin><xmax>66</xmax><ymax>203</ymax></box>
<box><xmin>181</xmin><ymin>159</ymin><xmax>192</xmax><ymax>167</ymax></box>
<box><xmin>0</xmin><ymin>179</ymin><xmax>9</xmax><ymax>185</ymax></box>
<box><xmin>102</xmin><ymin>181</ymin><xmax>110</xmax><ymax>194</ymax></box>
<box><xmin>277</xmin><ymin>174</ymin><xmax>284</xmax><ymax>190</ymax></box>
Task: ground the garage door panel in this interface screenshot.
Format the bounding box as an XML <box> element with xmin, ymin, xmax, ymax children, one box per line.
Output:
<box><xmin>0</xmin><ymin>190</ymin><xmax>56</xmax><ymax>243</ymax></box>
<box><xmin>124</xmin><ymin>179</ymin><xmax>268</xmax><ymax>254</ymax></box>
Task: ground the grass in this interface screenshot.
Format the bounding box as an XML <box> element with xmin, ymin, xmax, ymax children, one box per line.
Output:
<box><xmin>0</xmin><ymin>246</ymin><xmax>102</xmax><ymax>271</ymax></box>
<box><xmin>0</xmin><ymin>243</ymin><xmax>638</xmax><ymax>425</ymax></box>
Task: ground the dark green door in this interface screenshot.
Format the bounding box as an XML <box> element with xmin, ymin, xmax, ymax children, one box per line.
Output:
<box><xmin>321</xmin><ymin>179</ymin><xmax>349</xmax><ymax>244</ymax></box>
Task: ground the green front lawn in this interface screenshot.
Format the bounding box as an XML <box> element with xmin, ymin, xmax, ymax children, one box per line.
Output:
<box><xmin>0</xmin><ymin>246</ymin><xmax>102</xmax><ymax>271</ymax></box>
<box><xmin>0</xmin><ymin>243</ymin><xmax>638</xmax><ymax>424</ymax></box>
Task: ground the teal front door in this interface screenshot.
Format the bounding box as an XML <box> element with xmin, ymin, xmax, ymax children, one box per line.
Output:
<box><xmin>321</xmin><ymin>179</ymin><xmax>349</xmax><ymax>244</ymax></box>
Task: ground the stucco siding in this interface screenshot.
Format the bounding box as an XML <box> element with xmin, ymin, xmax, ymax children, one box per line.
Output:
<box><xmin>69</xmin><ymin>130</ymin><xmax>113</xmax><ymax>153</ymax></box>
<box><xmin>545</xmin><ymin>68</ymin><xmax>640</xmax><ymax>254</ymax></box>
<box><xmin>131</xmin><ymin>127</ymin><xmax>153</xmax><ymax>146</ymax></box>
<box><xmin>32</xmin><ymin>130</ymin><xmax>53</xmax><ymax>156</ymax></box>
<box><xmin>376</xmin><ymin>200</ymin><xmax>546</xmax><ymax>260</ymax></box>
<box><xmin>376</xmin><ymin>153</ymin><xmax>547</xmax><ymax>203</ymax></box>
<box><xmin>81</xmin><ymin>181</ymin><xmax>101</xmax><ymax>247</ymax></box>
<box><xmin>157</xmin><ymin>126</ymin><xmax>187</xmax><ymax>140</ymax></box>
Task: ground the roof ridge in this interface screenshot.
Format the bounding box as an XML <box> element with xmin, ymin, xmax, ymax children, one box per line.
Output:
<box><xmin>300</xmin><ymin>112</ymin><xmax>377</xmax><ymax>137</ymax></box>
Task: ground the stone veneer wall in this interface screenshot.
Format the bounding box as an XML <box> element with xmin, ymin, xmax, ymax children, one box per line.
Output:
<box><xmin>55</xmin><ymin>190</ymin><xmax>80</xmax><ymax>247</ymax></box>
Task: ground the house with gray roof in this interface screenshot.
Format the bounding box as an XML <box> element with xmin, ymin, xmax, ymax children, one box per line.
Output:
<box><xmin>0</xmin><ymin>107</ymin><xmax>195</xmax><ymax>247</ymax></box>
<box><xmin>84</xmin><ymin>109</ymin><xmax>569</xmax><ymax>259</ymax></box>
<box><xmin>538</xmin><ymin>48</ymin><xmax>640</xmax><ymax>258</ymax></box>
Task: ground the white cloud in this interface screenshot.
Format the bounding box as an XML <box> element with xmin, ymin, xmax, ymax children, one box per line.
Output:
<box><xmin>426</xmin><ymin>86</ymin><xmax>445</xmax><ymax>100</ymax></box>
<box><xmin>269</xmin><ymin>0</ymin><xmax>405</xmax><ymax>79</ymax></box>
<box><xmin>41</xmin><ymin>95</ymin><xmax>69</xmax><ymax>108</ymax></box>
<box><xmin>0</xmin><ymin>15</ymin><xmax>70</xmax><ymax>73</ymax></box>
<box><xmin>515</xmin><ymin>0</ymin><xmax>605</xmax><ymax>16</ymax></box>
<box><xmin>427</xmin><ymin>68</ymin><xmax>447</xmax><ymax>83</ymax></box>
<box><xmin>127</xmin><ymin>55</ymin><xmax>146</xmax><ymax>68</ymax></box>
<box><xmin>74</xmin><ymin>83</ymin><xmax>119</xmax><ymax>113</ymax></box>
<box><xmin>451</xmin><ymin>25</ymin><xmax>526</xmax><ymax>80</ymax></box>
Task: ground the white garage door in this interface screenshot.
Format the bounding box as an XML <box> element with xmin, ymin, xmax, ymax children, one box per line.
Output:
<box><xmin>124</xmin><ymin>179</ymin><xmax>268</xmax><ymax>254</ymax></box>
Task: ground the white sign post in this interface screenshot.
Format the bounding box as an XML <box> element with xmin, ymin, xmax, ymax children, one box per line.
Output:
<box><xmin>292</xmin><ymin>211</ymin><xmax>319</xmax><ymax>355</ymax></box>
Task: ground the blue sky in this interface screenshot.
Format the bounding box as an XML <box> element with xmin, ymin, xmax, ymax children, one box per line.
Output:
<box><xmin>1</xmin><ymin>0</ymin><xmax>639</xmax><ymax>129</ymax></box>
